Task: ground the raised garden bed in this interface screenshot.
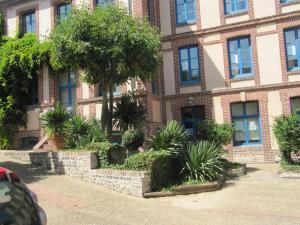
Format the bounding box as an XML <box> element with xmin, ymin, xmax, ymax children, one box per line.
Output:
<box><xmin>279</xmin><ymin>163</ymin><xmax>300</xmax><ymax>179</ymax></box>
<box><xmin>144</xmin><ymin>178</ymin><xmax>223</xmax><ymax>198</ymax></box>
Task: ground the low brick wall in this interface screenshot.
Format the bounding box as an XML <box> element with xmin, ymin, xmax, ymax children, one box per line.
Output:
<box><xmin>0</xmin><ymin>150</ymin><xmax>150</xmax><ymax>197</ymax></box>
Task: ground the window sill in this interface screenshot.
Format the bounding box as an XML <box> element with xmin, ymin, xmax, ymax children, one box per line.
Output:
<box><xmin>176</xmin><ymin>22</ymin><xmax>197</xmax><ymax>27</ymax></box>
<box><xmin>230</xmin><ymin>75</ymin><xmax>254</xmax><ymax>82</ymax></box>
<box><xmin>281</xmin><ymin>0</ymin><xmax>300</xmax><ymax>7</ymax></box>
<box><xmin>180</xmin><ymin>81</ymin><xmax>201</xmax><ymax>87</ymax></box>
<box><xmin>287</xmin><ymin>69</ymin><xmax>300</xmax><ymax>75</ymax></box>
<box><xmin>225</xmin><ymin>10</ymin><xmax>248</xmax><ymax>18</ymax></box>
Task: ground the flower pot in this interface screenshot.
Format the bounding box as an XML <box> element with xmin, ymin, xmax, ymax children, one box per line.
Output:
<box><xmin>51</xmin><ymin>135</ymin><xmax>65</xmax><ymax>150</ymax></box>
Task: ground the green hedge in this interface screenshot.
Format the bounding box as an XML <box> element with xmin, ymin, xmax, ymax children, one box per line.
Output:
<box><xmin>122</xmin><ymin>129</ymin><xmax>144</xmax><ymax>151</ymax></box>
<box><xmin>122</xmin><ymin>150</ymin><xmax>181</xmax><ymax>191</ymax></box>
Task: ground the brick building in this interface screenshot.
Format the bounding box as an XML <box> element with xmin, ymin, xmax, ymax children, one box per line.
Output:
<box><xmin>0</xmin><ymin>0</ymin><xmax>300</xmax><ymax>163</ymax></box>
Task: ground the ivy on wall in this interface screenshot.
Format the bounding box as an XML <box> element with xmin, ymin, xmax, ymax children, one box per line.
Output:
<box><xmin>0</xmin><ymin>33</ymin><xmax>50</xmax><ymax>149</ymax></box>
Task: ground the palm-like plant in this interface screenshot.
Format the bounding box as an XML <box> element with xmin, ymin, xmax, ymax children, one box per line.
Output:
<box><xmin>183</xmin><ymin>141</ymin><xmax>224</xmax><ymax>182</ymax></box>
<box><xmin>65</xmin><ymin>114</ymin><xmax>90</xmax><ymax>148</ymax></box>
<box><xmin>149</xmin><ymin>120</ymin><xmax>189</xmax><ymax>156</ymax></box>
<box><xmin>41</xmin><ymin>104</ymin><xmax>70</xmax><ymax>138</ymax></box>
<box><xmin>113</xmin><ymin>94</ymin><xmax>147</xmax><ymax>132</ymax></box>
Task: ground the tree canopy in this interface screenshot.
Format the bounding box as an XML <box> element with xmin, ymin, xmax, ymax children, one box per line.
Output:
<box><xmin>0</xmin><ymin>34</ymin><xmax>49</xmax><ymax>148</ymax></box>
<box><xmin>49</xmin><ymin>5</ymin><xmax>161</xmax><ymax>136</ymax></box>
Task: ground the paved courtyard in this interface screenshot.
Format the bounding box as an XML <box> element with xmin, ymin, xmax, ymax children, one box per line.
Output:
<box><xmin>1</xmin><ymin>155</ymin><xmax>300</xmax><ymax>225</ymax></box>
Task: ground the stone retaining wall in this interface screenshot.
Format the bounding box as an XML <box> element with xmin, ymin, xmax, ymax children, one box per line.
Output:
<box><xmin>0</xmin><ymin>150</ymin><xmax>150</xmax><ymax>197</ymax></box>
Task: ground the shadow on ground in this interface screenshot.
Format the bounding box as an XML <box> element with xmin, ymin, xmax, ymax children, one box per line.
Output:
<box><xmin>0</xmin><ymin>160</ymin><xmax>57</xmax><ymax>184</ymax></box>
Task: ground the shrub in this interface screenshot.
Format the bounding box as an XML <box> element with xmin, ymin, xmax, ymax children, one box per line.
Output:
<box><xmin>83</xmin><ymin>141</ymin><xmax>112</xmax><ymax>167</ymax></box>
<box><xmin>182</xmin><ymin>141</ymin><xmax>224</xmax><ymax>182</ymax></box>
<box><xmin>122</xmin><ymin>129</ymin><xmax>145</xmax><ymax>151</ymax></box>
<box><xmin>197</xmin><ymin>120</ymin><xmax>233</xmax><ymax>147</ymax></box>
<box><xmin>109</xmin><ymin>144</ymin><xmax>127</xmax><ymax>165</ymax></box>
<box><xmin>149</xmin><ymin>120</ymin><xmax>188</xmax><ymax>156</ymax></box>
<box><xmin>273</xmin><ymin>115</ymin><xmax>300</xmax><ymax>163</ymax></box>
<box><xmin>41</xmin><ymin>104</ymin><xmax>70</xmax><ymax>138</ymax></box>
<box><xmin>113</xmin><ymin>93</ymin><xmax>147</xmax><ymax>132</ymax></box>
<box><xmin>123</xmin><ymin>150</ymin><xmax>177</xmax><ymax>191</ymax></box>
<box><xmin>65</xmin><ymin>114</ymin><xmax>90</xmax><ymax>148</ymax></box>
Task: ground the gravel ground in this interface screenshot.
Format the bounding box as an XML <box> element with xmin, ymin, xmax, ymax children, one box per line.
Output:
<box><xmin>1</xmin><ymin>156</ymin><xmax>300</xmax><ymax>225</ymax></box>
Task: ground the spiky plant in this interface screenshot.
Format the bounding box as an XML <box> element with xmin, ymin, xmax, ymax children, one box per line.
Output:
<box><xmin>183</xmin><ymin>141</ymin><xmax>224</xmax><ymax>182</ymax></box>
<box><xmin>65</xmin><ymin>114</ymin><xmax>90</xmax><ymax>148</ymax></box>
<box><xmin>113</xmin><ymin>94</ymin><xmax>147</xmax><ymax>132</ymax></box>
<box><xmin>149</xmin><ymin>120</ymin><xmax>188</xmax><ymax>156</ymax></box>
<box><xmin>41</xmin><ymin>104</ymin><xmax>70</xmax><ymax>138</ymax></box>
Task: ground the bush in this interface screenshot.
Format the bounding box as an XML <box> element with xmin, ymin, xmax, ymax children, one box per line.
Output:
<box><xmin>123</xmin><ymin>150</ymin><xmax>178</xmax><ymax>191</ymax></box>
<box><xmin>84</xmin><ymin>141</ymin><xmax>112</xmax><ymax>167</ymax></box>
<box><xmin>197</xmin><ymin>120</ymin><xmax>233</xmax><ymax>147</ymax></box>
<box><xmin>109</xmin><ymin>144</ymin><xmax>127</xmax><ymax>165</ymax></box>
<box><xmin>149</xmin><ymin>120</ymin><xmax>188</xmax><ymax>156</ymax></box>
<box><xmin>122</xmin><ymin>129</ymin><xmax>145</xmax><ymax>151</ymax></box>
<box><xmin>182</xmin><ymin>141</ymin><xmax>224</xmax><ymax>182</ymax></box>
<box><xmin>273</xmin><ymin>115</ymin><xmax>300</xmax><ymax>163</ymax></box>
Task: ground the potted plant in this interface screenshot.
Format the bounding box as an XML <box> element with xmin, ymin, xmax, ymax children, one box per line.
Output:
<box><xmin>41</xmin><ymin>104</ymin><xmax>70</xmax><ymax>150</ymax></box>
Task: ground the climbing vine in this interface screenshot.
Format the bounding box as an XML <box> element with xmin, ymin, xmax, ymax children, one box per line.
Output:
<box><xmin>0</xmin><ymin>33</ymin><xmax>50</xmax><ymax>149</ymax></box>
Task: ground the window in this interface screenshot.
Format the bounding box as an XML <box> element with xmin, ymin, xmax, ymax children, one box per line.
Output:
<box><xmin>96</xmin><ymin>0</ymin><xmax>114</xmax><ymax>7</ymax></box>
<box><xmin>152</xmin><ymin>79</ymin><xmax>159</xmax><ymax>95</ymax></box>
<box><xmin>21</xmin><ymin>11</ymin><xmax>35</xmax><ymax>34</ymax></box>
<box><xmin>59</xmin><ymin>71</ymin><xmax>76</xmax><ymax>109</ymax></box>
<box><xmin>224</xmin><ymin>0</ymin><xmax>248</xmax><ymax>15</ymax></box>
<box><xmin>99</xmin><ymin>83</ymin><xmax>121</xmax><ymax>97</ymax></box>
<box><xmin>231</xmin><ymin>101</ymin><xmax>261</xmax><ymax>146</ymax></box>
<box><xmin>284</xmin><ymin>28</ymin><xmax>300</xmax><ymax>72</ymax></box>
<box><xmin>175</xmin><ymin>0</ymin><xmax>196</xmax><ymax>25</ymax></box>
<box><xmin>21</xmin><ymin>137</ymin><xmax>38</xmax><ymax>149</ymax></box>
<box><xmin>228</xmin><ymin>36</ymin><xmax>253</xmax><ymax>78</ymax></box>
<box><xmin>57</xmin><ymin>3</ymin><xmax>71</xmax><ymax>22</ymax></box>
<box><xmin>179</xmin><ymin>46</ymin><xmax>200</xmax><ymax>84</ymax></box>
<box><xmin>291</xmin><ymin>97</ymin><xmax>300</xmax><ymax>116</ymax></box>
<box><xmin>281</xmin><ymin>0</ymin><xmax>298</xmax><ymax>4</ymax></box>
<box><xmin>27</xmin><ymin>74</ymin><xmax>38</xmax><ymax>105</ymax></box>
<box><xmin>147</xmin><ymin>0</ymin><xmax>154</xmax><ymax>22</ymax></box>
<box><xmin>128</xmin><ymin>0</ymin><xmax>133</xmax><ymax>15</ymax></box>
<box><xmin>181</xmin><ymin>106</ymin><xmax>205</xmax><ymax>136</ymax></box>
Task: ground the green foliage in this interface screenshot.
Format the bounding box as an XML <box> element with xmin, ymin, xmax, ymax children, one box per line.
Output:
<box><xmin>109</xmin><ymin>144</ymin><xmax>127</xmax><ymax>165</ymax></box>
<box><xmin>0</xmin><ymin>33</ymin><xmax>49</xmax><ymax>148</ymax></box>
<box><xmin>41</xmin><ymin>104</ymin><xmax>70</xmax><ymax>138</ymax></box>
<box><xmin>280</xmin><ymin>161</ymin><xmax>300</xmax><ymax>173</ymax></box>
<box><xmin>182</xmin><ymin>141</ymin><xmax>224</xmax><ymax>182</ymax></box>
<box><xmin>149</xmin><ymin>120</ymin><xmax>189</xmax><ymax>156</ymax></box>
<box><xmin>122</xmin><ymin>150</ymin><xmax>174</xmax><ymax>191</ymax></box>
<box><xmin>65</xmin><ymin>114</ymin><xmax>90</xmax><ymax>148</ymax></box>
<box><xmin>0</xmin><ymin>12</ymin><xmax>4</xmax><ymax>37</ymax></box>
<box><xmin>273</xmin><ymin>115</ymin><xmax>300</xmax><ymax>163</ymax></box>
<box><xmin>71</xmin><ymin>118</ymin><xmax>108</xmax><ymax>149</ymax></box>
<box><xmin>49</xmin><ymin>6</ymin><xmax>161</xmax><ymax>134</ymax></box>
<box><xmin>84</xmin><ymin>141</ymin><xmax>112</xmax><ymax>167</ymax></box>
<box><xmin>122</xmin><ymin>129</ymin><xmax>145</xmax><ymax>151</ymax></box>
<box><xmin>197</xmin><ymin>120</ymin><xmax>233</xmax><ymax>147</ymax></box>
<box><xmin>113</xmin><ymin>93</ymin><xmax>147</xmax><ymax>132</ymax></box>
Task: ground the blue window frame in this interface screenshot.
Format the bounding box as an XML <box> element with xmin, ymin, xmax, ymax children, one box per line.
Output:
<box><xmin>228</xmin><ymin>36</ymin><xmax>253</xmax><ymax>79</ymax></box>
<box><xmin>231</xmin><ymin>101</ymin><xmax>262</xmax><ymax>146</ymax></box>
<box><xmin>22</xmin><ymin>11</ymin><xmax>35</xmax><ymax>34</ymax></box>
<box><xmin>224</xmin><ymin>0</ymin><xmax>248</xmax><ymax>15</ymax></box>
<box><xmin>175</xmin><ymin>0</ymin><xmax>196</xmax><ymax>25</ymax></box>
<box><xmin>181</xmin><ymin>106</ymin><xmax>205</xmax><ymax>136</ymax></box>
<box><xmin>284</xmin><ymin>28</ymin><xmax>300</xmax><ymax>72</ymax></box>
<box><xmin>96</xmin><ymin>0</ymin><xmax>114</xmax><ymax>7</ymax></box>
<box><xmin>291</xmin><ymin>97</ymin><xmax>300</xmax><ymax>116</ymax></box>
<box><xmin>99</xmin><ymin>83</ymin><xmax>121</xmax><ymax>97</ymax></box>
<box><xmin>281</xmin><ymin>0</ymin><xmax>298</xmax><ymax>3</ymax></box>
<box><xmin>179</xmin><ymin>46</ymin><xmax>200</xmax><ymax>85</ymax></box>
<box><xmin>59</xmin><ymin>71</ymin><xmax>76</xmax><ymax>109</ymax></box>
<box><xmin>57</xmin><ymin>3</ymin><xmax>71</xmax><ymax>22</ymax></box>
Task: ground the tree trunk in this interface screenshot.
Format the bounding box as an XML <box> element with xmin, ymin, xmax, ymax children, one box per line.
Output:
<box><xmin>101</xmin><ymin>84</ymin><xmax>110</xmax><ymax>135</ymax></box>
<box><xmin>107</xmin><ymin>84</ymin><xmax>114</xmax><ymax>139</ymax></box>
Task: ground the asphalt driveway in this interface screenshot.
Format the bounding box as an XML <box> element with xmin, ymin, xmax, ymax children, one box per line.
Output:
<box><xmin>1</xmin><ymin>155</ymin><xmax>300</xmax><ymax>225</ymax></box>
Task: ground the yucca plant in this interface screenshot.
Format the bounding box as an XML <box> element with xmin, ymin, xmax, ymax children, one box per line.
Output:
<box><xmin>65</xmin><ymin>114</ymin><xmax>90</xmax><ymax>148</ymax></box>
<box><xmin>149</xmin><ymin>120</ymin><xmax>188</xmax><ymax>156</ymax></box>
<box><xmin>41</xmin><ymin>104</ymin><xmax>70</xmax><ymax>150</ymax></box>
<box><xmin>113</xmin><ymin>94</ymin><xmax>147</xmax><ymax>132</ymax></box>
<box><xmin>183</xmin><ymin>141</ymin><xmax>224</xmax><ymax>182</ymax></box>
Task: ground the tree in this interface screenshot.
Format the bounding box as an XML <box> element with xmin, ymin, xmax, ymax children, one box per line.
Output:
<box><xmin>48</xmin><ymin>5</ymin><xmax>161</xmax><ymax>137</ymax></box>
<box><xmin>0</xmin><ymin>33</ymin><xmax>49</xmax><ymax>148</ymax></box>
